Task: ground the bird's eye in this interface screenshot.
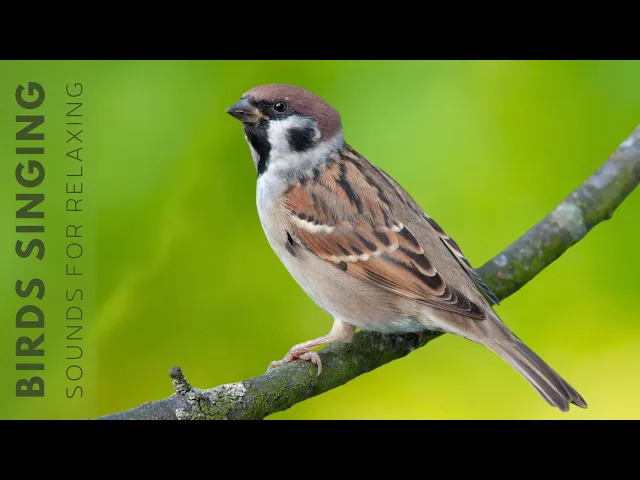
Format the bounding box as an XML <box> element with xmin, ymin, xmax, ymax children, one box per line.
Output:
<box><xmin>273</xmin><ymin>101</ymin><xmax>288</xmax><ymax>113</ymax></box>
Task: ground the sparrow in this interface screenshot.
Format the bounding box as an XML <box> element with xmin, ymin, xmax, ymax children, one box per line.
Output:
<box><xmin>226</xmin><ymin>84</ymin><xmax>587</xmax><ymax>412</ymax></box>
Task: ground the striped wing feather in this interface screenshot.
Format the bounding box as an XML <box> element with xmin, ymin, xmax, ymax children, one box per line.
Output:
<box><xmin>284</xmin><ymin>153</ymin><xmax>486</xmax><ymax>320</ymax></box>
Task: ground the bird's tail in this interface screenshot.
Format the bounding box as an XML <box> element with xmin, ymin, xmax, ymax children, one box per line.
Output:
<box><xmin>479</xmin><ymin>320</ymin><xmax>587</xmax><ymax>412</ymax></box>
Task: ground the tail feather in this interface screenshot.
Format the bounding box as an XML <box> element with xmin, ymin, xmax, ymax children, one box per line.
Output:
<box><xmin>514</xmin><ymin>340</ymin><xmax>587</xmax><ymax>409</ymax></box>
<box><xmin>480</xmin><ymin>322</ymin><xmax>587</xmax><ymax>412</ymax></box>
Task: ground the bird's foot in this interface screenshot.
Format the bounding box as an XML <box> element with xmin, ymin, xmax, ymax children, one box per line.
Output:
<box><xmin>266</xmin><ymin>329</ymin><xmax>348</xmax><ymax>377</ymax></box>
<box><xmin>268</xmin><ymin>347</ymin><xmax>323</xmax><ymax>376</ymax></box>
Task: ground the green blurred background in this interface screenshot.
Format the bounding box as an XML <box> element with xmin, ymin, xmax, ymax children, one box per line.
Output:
<box><xmin>1</xmin><ymin>60</ymin><xmax>639</xmax><ymax>420</ymax></box>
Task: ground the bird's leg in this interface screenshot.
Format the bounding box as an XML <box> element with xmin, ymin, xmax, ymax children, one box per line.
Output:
<box><xmin>267</xmin><ymin>319</ymin><xmax>356</xmax><ymax>376</ymax></box>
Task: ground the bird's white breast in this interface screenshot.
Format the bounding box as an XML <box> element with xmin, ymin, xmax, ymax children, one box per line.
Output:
<box><xmin>256</xmin><ymin>171</ymin><xmax>286</xmax><ymax>234</ymax></box>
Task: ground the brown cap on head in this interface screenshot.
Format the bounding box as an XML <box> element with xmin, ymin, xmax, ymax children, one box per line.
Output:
<box><xmin>243</xmin><ymin>84</ymin><xmax>342</xmax><ymax>140</ymax></box>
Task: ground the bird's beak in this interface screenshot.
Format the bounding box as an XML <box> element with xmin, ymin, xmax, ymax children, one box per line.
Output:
<box><xmin>226</xmin><ymin>98</ymin><xmax>265</xmax><ymax>124</ymax></box>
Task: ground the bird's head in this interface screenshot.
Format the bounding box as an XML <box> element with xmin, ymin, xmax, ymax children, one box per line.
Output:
<box><xmin>226</xmin><ymin>84</ymin><xmax>343</xmax><ymax>176</ymax></box>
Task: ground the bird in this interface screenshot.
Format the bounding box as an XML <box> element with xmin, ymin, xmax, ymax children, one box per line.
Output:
<box><xmin>225</xmin><ymin>83</ymin><xmax>587</xmax><ymax>412</ymax></box>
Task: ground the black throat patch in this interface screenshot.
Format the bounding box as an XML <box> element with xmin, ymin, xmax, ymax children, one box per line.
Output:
<box><xmin>244</xmin><ymin>124</ymin><xmax>271</xmax><ymax>176</ymax></box>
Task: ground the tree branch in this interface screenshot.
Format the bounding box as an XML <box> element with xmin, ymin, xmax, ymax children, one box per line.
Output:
<box><xmin>97</xmin><ymin>125</ymin><xmax>640</xmax><ymax>420</ymax></box>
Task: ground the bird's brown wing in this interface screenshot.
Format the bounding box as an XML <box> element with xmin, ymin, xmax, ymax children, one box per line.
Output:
<box><xmin>365</xmin><ymin>156</ymin><xmax>501</xmax><ymax>306</ymax></box>
<box><xmin>427</xmin><ymin>220</ymin><xmax>500</xmax><ymax>305</ymax></box>
<box><xmin>284</xmin><ymin>153</ymin><xmax>486</xmax><ymax>320</ymax></box>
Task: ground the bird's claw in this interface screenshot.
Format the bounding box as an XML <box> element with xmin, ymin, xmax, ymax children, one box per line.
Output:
<box><xmin>267</xmin><ymin>348</ymin><xmax>323</xmax><ymax>376</ymax></box>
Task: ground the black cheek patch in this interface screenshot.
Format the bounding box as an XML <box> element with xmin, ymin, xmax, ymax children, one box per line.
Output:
<box><xmin>286</xmin><ymin>126</ymin><xmax>316</xmax><ymax>152</ymax></box>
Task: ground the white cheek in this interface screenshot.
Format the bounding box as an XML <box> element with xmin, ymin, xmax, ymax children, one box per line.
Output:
<box><xmin>267</xmin><ymin>116</ymin><xmax>316</xmax><ymax>157</ymax></box>
<box><xmin>259</xmin><ymin>115</ymin><xmax>344</xmax><ymax>181</ymax></box>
